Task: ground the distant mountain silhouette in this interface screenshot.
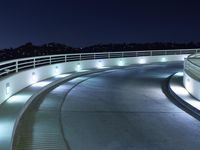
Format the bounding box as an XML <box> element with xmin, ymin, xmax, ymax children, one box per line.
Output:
<box><xmin>0</xmin><ymin>42</ymin><xmax>200</xmax><ymax>62</ymax></box>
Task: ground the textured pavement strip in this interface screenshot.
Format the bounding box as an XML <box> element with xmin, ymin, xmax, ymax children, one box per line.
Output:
<box><xmin>13</xmin><ymin>70</ymin><xmax>113</xmax><ymax>150</ymax></box>
<box><xmin>60</xmin><ymin>62</ymin><xmax>200</xmax><ymax>150</ymax></box>
<box><xmin>0</xmin><ymin>67</ymin><xmax>113</xmax><ymax>150</ymax></box>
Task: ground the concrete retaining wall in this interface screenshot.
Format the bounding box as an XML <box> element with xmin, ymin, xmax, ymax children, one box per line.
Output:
<box><xmin>0</xmin><ymin>55</ymin><xmax>188</xmax><ymax>104</ymax></box>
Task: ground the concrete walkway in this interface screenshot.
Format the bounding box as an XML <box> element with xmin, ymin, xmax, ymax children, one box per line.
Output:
<box><xmin>13</xmin><ymin>71</ymin><xmax>111</xmax><ymax>150</ymax></box>
<box><xmin>61</xmin><ymin>62</ymin><xmax>200</xmax><ymax>150</ymax></box>
<box><xmin>2</xmin><ymin>62</ymin><xmax>200</xmax><ymax>150</ymax></box>
<box><xmin>0</xmin><ymin>68</ymin><xmax>109</xmax><ymax>150</ymax></box>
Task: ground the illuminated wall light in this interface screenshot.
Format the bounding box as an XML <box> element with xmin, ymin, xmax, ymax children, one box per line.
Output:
<box><xmin>55</xmin><ymin>66</ymin><xmax>59</xmax><ymax>74</ymax></box>
<box><xmin>139</xmin><ymin>58</ymin><xmax>145</xmax><ymax>64</ymax></box>
<box><xmin>32</xmin><ymin>72</ymin><xmax>37</xmax><ymax>83</ymax></box>
<box><xmin>6</xmin><ymin>83</ymin><xmax>10</xmax><ymax>95</ymax></box>
<box><xmin>97</xmin><ymin>61</ymin><xmax>103</xmax><ymax>69</ymax></box>
<box><xmin>161</xmin><ymin>57</ymin><xmax>166</xmax><ymax>62</ymax></box>
<box><xmin>76</xmin><ymin>63</ymin><xmax>81</xmax><ymax>72</ymax></box>
<box><xmin>118</xmin><ymin>59</ymin><xmax>124</xmax><ymax>66</ymax></box>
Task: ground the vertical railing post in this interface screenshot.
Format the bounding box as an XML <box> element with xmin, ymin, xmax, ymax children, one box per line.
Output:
<box><xmin>16</xmin><ymin>61</ymin><xmax>18</xmax><ymax>72</ymax></box>
<box><xmin>80</xmin><ymin>54</ymin><xmax>82</xmax><ymax>61</ymax></box>
<box><xmin>33</xmin><ymin>58</ymin><xmax>36</xmax><ymax>68</ymax></box>
<box><xmin>49</xmin><ymin>56</ymin><xmax>52</xmax><ymax>64</ymax></box>
<box><xmin>65</xmin><ymin>55</ymin><xmax>67</xmax><ymax>62</ymax></box>
<box><xmin>108</xmin><ymin>52</ymin><xmax>110</xmax><ymax>59</ymax></box>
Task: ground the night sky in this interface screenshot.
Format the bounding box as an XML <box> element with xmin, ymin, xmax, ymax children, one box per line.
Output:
<box><xmin>0</xmin><ymin>0</ymin><xmax>199</xmax><ymax>48</ymax></box>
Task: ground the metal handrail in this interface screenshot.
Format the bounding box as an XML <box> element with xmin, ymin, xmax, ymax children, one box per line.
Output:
<box><xmin>0</xmin><ymin>48</ymin><xmax>199</xmax><ymax>79</ymax></box>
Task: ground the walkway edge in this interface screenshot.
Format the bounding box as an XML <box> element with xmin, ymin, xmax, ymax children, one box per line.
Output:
<box><xmin>10</xmin><ymin>69</ymin><xmax>109</xmax><ymax>150</ymax></box>
<box><xmin>168</xmin><ymin>73</ymin><xmax>200</xmax><ymax>117</ymax></box>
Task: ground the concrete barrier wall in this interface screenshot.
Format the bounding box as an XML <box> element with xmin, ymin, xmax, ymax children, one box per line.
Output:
<box><xmin>0</xmin><ymin>55</ymin><xmax>188</xmax><ymax>104</ymax></box>
<box><xmin>183</xmin><ymin>71</ymin><xmax>200</xmax><ymax>100</ymax></box>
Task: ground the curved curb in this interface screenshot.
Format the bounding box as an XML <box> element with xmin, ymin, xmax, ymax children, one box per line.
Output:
<box><xmin>0</xmin><ymin>68</ymin><xmax>110</xmax><ymax>150</ymax></box>
<box><xmin>168</xmin><ymin>73</ymin><xmax>200</xmax><ymax>117</ymax></box>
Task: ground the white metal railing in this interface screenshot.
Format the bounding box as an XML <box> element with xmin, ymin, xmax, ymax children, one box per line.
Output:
<box><xmin>0</xmin><ymin>48</ymin><xmax>199</xmax><ymax>78</ymax></box>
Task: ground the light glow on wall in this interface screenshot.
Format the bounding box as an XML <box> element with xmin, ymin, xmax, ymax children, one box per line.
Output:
<box><xmin>184</xmin><ymin>75</ymin><xmax>194</xmax><ymax>95</ymax></box>
<box><xmin>118</xmin><ymin>59</ymin><xmax>124</xmax><ymax>66</ymax></box>
<box><xmin>32</xmin><ymin>72</ymin><xmax>37</xmax><ymax>83</ymax></box>
<box><xmin>55</xmin><ymin>66</ymin><xmax>59</xmax><ymax>75</ymax></box>
<box><xmin>97</xmin><ymin>61</ymin><xmax>103</xmax><ymax>69</ymax></box>
<box><xmin>76</xmin><ymin>63</ymin><xmax>81</xmax><ymax>72</ymax></box>
<box><xmin>139</xmin><ymin>58</ymin><xmax>146</xmax><ymax>64</ymax></box>
<box><xmin>161</xmin><ymin>57</ymin><xmax>166</xmax><ymax>62</ymax></box>
<box><xmin>6</xmin><ymin>83</ymin><xmax>10</xmax><ymax>95</ymax></box>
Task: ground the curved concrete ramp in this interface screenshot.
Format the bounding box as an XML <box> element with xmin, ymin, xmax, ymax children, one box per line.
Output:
<box><xmin>14</xmin><ymin>62</ymin><xmax>200</xmax><ymax>150</ymax></box>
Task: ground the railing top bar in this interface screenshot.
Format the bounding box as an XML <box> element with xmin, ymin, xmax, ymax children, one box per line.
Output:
<box><xmin>0</xmin><ymin>48</ymin><xmax>199</xmax><ymax>65</ymax></box>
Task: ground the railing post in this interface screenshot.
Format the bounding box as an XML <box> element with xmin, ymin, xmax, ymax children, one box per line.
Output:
<box><xmin>33</xmin><ymin>58</ymin><xmax>36</xmax><ymax>68</ymax></box>
<box><xmin>16</xmin><ymin>61</ymin><xmax>18</xmax><ymax>72</ymax></box>
<box><xmin>65</xmin><ymin>55</ymin><xmax>67</xmax><ymax>62</ymax></box>
<box><xmin>49</xmin><ymin>56</ymin><xmax>52</xmax><ymax>64</ymax></box>
<box><xmin>150</xmin><ymin>51</ymin><xmax>152</xmax><ymax>56</ymax></box>
<box><xmin>108</xmin><ymin>52</ymin><xmax>110</xmax><ymax>59</ymax></box>
<box><xmin>94</xmin><ymin>53</ymin><xmax>96</xmax><ymax>60</ymax></box>
<box><xmin>80</xmin><ymin>54</ymin><xmax>82</xmax><ymax>61</ymax></box>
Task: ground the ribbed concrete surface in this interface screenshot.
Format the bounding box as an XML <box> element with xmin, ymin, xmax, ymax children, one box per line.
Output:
<box><xmin>13</xmin><ymin>62</ymin><xmax>200</xmax><ymax>150</ymax></box>
<box><xmin>61</xmin><ymin>63</ymin><xmax>200</xmax><ymax>150</ymax></box>
<box><xmin>13</xmin><ymin>72</ymin><xmax>107</xmax><ymax>150</ymax></box>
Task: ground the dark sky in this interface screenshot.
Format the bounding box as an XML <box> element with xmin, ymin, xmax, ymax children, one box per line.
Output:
<box><xmin>0</xmin><ymin>0</ymin><xmax>200</xmax><ymax>48</ymax></box>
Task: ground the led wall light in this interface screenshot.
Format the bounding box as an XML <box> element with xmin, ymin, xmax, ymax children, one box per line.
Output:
<box><xmin>6</xmin><ymin>83</ymin><xmax>10</xmax><ymax>95</ymax></box>
<box><xmin>32</xmin><ymin>72</ymin><xmax>36</xmax><ymax>83</ymax></box>
<box><xmin>161</xmin><ymin>57</ymin><xmax>166</xmax><ymax>62</ymax></box>
<box><xmin>76</xmin><ymin>63</ymin><xmax>81</xmax><ymax>72</ymax></box>
<box><xmin>139</xmin><ymin>58</ymin><xmax>145</xmax><ymax>64</ymax></box>
<box><xmin>118</xmin><ymin>59</ymin><xmax>124</xmax><ymax>66</ymax></box>
<box><xmin>55</xmin><ymin>66</ymin><xmax>59</xmax><ymax>74</ymax></box>
<box><xmin>97</xmin><ymin>61</ymin><xmax>103</xmax><ymax>69</ymax></box>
